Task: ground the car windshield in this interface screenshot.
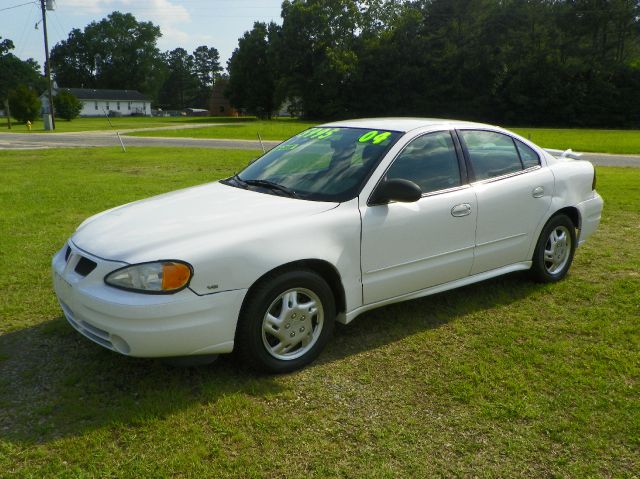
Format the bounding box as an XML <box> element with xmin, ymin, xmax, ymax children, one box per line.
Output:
<box><xmin>225</xmin><ymin>126</ymin><xmax>402</xmax><ymax>202</ymax></box>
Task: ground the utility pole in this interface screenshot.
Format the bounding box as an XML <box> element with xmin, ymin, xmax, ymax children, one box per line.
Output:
<box><xmin>40</xmin><ymin>0</ymin><xmax>55</xmax><ymax>130</ymax></box>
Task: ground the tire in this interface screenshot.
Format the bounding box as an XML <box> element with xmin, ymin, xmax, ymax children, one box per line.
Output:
<box><xmin>530</xmin><ymin>214</ymin><xmax>577</xmax><ymax>283</ymax></box>
<box><xmin>235</xmin><ymin>269</ymin><xmax>335</xmax><ymax>373</ymax></box>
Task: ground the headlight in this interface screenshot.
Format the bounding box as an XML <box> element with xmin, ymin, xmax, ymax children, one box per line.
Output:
<box><xmin>104</xmin><ymin>261</ymin><xmax>193</xmax><ymax>294</ymax></box>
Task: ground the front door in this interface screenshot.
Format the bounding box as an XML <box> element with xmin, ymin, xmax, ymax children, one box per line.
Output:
<box><xmin>360</xmin><ymin>130</ymin><xmax>477</xmax><ymax>305</ymax></box>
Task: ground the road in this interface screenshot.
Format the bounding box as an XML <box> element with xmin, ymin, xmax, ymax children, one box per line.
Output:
<box><xmin>0</xmin><ymin>130</ymin><xmax>279</xmax><ymax>151</ymax></box>
<box><xmin>0</xmin><ymin>130</ymin><xmax>638</xmax><ymax>167</ymax></box>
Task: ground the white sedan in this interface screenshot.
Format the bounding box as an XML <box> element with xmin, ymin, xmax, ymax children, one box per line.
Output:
<box><xmin>52</xmin><ymin>118</ymin><xmax>603</xmax><ymax>372</ymax></box>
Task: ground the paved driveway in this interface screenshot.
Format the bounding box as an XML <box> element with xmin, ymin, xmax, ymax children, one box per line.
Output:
<box><xmin>0</xmin><ymin>130</ymin><xmax>638</xmax><ymax>167</ymax></box>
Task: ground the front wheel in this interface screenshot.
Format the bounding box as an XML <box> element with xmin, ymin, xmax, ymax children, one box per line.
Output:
<box><xmin>530</xmin><ymin>214</ymin><xmax>576</xmax><ymax>283</ymax></box>
<box><xmin>235</xmin><ymin>269</ymin><xmax>335</xmax><ymax>373</ymax></box>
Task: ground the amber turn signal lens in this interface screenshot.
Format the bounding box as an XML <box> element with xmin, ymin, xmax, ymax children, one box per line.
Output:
<box><xmin>162</xmin><ymin>262</ymin><xmax>191</xmax><ymax>290</ymax></box>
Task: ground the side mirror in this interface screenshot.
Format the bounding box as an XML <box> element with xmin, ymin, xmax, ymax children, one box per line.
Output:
<box><xmin>369</xmin><ymin>178</ymin><xmax>422</xmax><ymax>205</ymax></box>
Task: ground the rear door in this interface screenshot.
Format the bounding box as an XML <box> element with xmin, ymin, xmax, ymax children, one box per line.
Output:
<box><xmin>456</xmin><ymin>129</ymin><xmax>554</xmax><ymax>274</ymax></box>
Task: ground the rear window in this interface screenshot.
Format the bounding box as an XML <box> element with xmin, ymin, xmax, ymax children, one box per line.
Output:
<box><xmin>459</xmin><ymin>130</ymin><xmax>523</xmax><ymax>181</ymax></box>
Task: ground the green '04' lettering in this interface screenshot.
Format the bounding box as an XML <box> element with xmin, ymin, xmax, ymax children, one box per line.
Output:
<box><xmin>358</xmin><ymin>131</ymin><xmax>392</xmax><ymax>144</ymax></box>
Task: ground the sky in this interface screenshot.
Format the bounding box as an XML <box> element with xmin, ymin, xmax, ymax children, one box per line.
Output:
<box><xmin>0</xmin><ymin>0</ymin><xmax>284</xmax><ymax>73</ymax></box>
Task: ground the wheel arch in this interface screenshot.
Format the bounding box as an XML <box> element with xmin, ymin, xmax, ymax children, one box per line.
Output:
<box><xmin>239</xmin><ymin>259</ymin><xmax>347</xmax><ymax>319</ymax></box>
<box><xmin>553</xmin><ymin>205</ymin><xmax>581</xmax><ymax>230</ymax></box>
<box><xmin>528</xmin><ymin>205</ymin><xmax>582</xmax><ymax>261</ymax></box>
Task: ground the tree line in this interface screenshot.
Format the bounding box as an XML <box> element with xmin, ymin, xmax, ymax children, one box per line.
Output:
<box><xmin>227</xmin><ymin>0</ymin><xmax>640</xmax><ymax>127</ymax></box>
<box><xmin>50</xmin><ymin>12</ymin><xmax>222</xmax><ymax>111</ymax></box>
<box><xmin>3</xmin><ymin>1</ymin><xmax>640</xmax><ymax>127</ymax></box>
<box><xmin>1</xmin><ymin>11</ymin><xmax>223</xmax><ymax>124</ymax></box>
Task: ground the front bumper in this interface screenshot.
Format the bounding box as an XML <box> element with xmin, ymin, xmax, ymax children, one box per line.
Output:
<box><xmin>52</xmin><ymin>242</ymin><xmax>247</xmax><ymax>357</ymax></box>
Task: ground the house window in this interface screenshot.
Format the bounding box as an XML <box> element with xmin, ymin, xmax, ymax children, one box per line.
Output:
<box><xmin>117</xmin><ymin>101</ymin><xmax>120</xmax><ymax>110</ymax></box>
<box><xmin>128</xmin><ymin>101</ymin><xmax>131</xmax><ymax>110</ymax></box>
<box><xmin>95</xmin><ymin>101</ymin><xmax>98</xmax><ymax>110</ymax></box>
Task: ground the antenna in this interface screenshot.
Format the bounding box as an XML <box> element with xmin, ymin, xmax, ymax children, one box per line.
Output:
<box><xmin>257</xmin><ymin>132</ymin><xmax>265</xmax><ymax>153</ymax></box>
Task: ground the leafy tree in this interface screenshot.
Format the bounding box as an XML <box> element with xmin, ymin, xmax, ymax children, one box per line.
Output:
<box><xmin>226</xmin><ymin>0</ymin><xmax>640</xmax><ymax>126</ymax></box>
<box><xmin>50</xmin><ymin>12</ymin><xmax>164</xmax><ymax>98</ymax></box>
<box><xmin>193</xmin><ymin>45</ymin><xmax>223</xmax><ymax>107</ymax></box>
<box><xmin>276</xmin><ymin>0</ymin><xmax>361</xmax><ymax>118</ymax></box>
<box><xmin>8</xmin><ymin>85</ymin><xmax>41</xmax><ymax>123</ymax></box>
<box><xmin>0</xmin><ymin>37</ymin><xmax>45</xmax><ymax>128</ymax></box>
<box><xmin>226</xmin><ymin>22</ymin><xmax>278</xmax><ymax>118</ymax></box>
<box><xmin>53</xmin><ymin>90</ymin><xmax>82</xmax><ymax>120</ymax></box>
<box><xmin>158</xmin><ymin>48</ymin><xmax>198</xmax><ymax>110</ymax></box>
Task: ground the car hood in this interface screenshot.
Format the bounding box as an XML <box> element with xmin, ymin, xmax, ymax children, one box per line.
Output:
<box><xmin>72</xmin><ymin>182</ymin><xmax>337</xmax><ymax>261</ymax></box>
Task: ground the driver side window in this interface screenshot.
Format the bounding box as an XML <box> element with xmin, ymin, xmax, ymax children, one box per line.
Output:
<box><xmin>386</xmin><ymin>131</ymin><xmax>461</xmax><ymax>194</ymax></box>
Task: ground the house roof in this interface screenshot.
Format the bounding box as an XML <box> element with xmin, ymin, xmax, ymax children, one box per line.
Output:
<box><xmin>58</xmin><ymin>88</ymin><xmax>149</xmax><ymax>101</ymax></box>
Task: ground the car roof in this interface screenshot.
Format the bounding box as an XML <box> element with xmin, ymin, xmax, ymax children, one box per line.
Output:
<box><xmin>321</xmin><ymin>117</ymin><xmax>494</xmax><ymax>133</ymax></box>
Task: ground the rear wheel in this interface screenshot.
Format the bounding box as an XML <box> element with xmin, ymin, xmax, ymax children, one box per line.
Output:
<box><xmin>235</xmin><ymin>269</ymin><xmax>335</xmax><ymax>373</ymax></box>
<box><xmin>530</xmin><ymin>214</ymin><xmax>576</xmax><ymax>283</ymax></box>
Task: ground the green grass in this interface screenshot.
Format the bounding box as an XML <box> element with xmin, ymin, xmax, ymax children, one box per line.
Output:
<box><xmin>510</xmin><ymin>127</ymin><xmax>640</xmax><ymax>155</ymax></box>
<box><xmin>0</xmin><ymin>115</ymin><xmax>256</xmax><ymax>133</ymax></box>
<box><xmin>127</xmin><ymin>118</ymin><xmax>318</xmax><ymax>141</ymax></box>
<box><xmin>129</xmin><ymin>121</ymin><xmax>640</xmax><ymax>154</ymax></box>
<box><xmin>0</xmin><ymin>147</ymin><xmax>638</xmax><ymax>477</ymax></box>
<box><xmin>4</xmin><ymin>115</ymin><xmax>640</xmax><ymax>154</ymax></box>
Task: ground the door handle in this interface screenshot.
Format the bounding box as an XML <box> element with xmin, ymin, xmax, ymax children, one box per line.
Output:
<box><xmin>451</xmin><ymin>203</ymin><xmax>472</xmax><ymax>217</ymax></box>
<box><xmin>532</xmin><ymin>186</ymin><xmax>544</xmax><ymax>198</ymax></box>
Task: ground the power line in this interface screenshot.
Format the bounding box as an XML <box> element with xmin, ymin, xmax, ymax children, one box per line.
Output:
<box><xmin>0</xmin><ymin>1</ymin><xmax>35</xmax><ymax>13</ymax></box>
<box><xmin>15</xmin><ymin>2</ymin><xmax>37</xmax><ymax>59</ymax></box>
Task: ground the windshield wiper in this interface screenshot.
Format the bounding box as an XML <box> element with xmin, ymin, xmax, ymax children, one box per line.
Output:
<box><xmin>243</xmin><ymin>179</ymin><xmax>299</xmax><ymax>198</ymax></box>
<box><xmin>221</xmin><ymin>174</ymin><xmax>248</xmax><ymax>189</ymax></box>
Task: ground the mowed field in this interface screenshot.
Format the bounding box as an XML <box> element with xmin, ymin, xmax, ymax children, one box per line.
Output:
<box><xmin>2</xmin><ymin>115</ymin><xmax>639</xmax><ymax>154</ymax></box>
<box><xmin>0</xmin><ymin>147</ymin><xmax>638</xmax><ymax>477</ymax></box>
<box><xmin>126</xmin><ymin>120</ymin><xmax>640</xmax><ymax>154</ymax></box>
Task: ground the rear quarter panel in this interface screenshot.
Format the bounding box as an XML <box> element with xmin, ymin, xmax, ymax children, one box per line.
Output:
<box><xmin>527</xmin><ymin>157</ymin><xmax>599</xmax><ymax>256</ymax></box>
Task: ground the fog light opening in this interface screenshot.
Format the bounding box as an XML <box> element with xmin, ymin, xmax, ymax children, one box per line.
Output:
<box><xmin>110</xmin><ymin>335</ymin><xmax>131</xmax><ymax>354</ymax></box>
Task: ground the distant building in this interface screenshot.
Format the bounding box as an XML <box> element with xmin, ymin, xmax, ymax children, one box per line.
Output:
<box><xmin>40</xmin><ymin>87</ymin><xmax>151</xmax><ymax>117</ymax></box>
<box><xmin>209</xmin><ymin>78</ymin><xmax>238</xmax><ymax>116</ymax></box>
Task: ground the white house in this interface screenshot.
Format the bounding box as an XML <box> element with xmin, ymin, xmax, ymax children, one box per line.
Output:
<box><xmin>41</xmin><ymin>87</ymin><xmax>151</xmax><ymax>117</ymax></box>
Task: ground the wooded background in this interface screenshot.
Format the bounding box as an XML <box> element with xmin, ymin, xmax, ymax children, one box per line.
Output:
<box><xmin>3</xmin><ymin>1</ymin><xmax>640</xmax><ymax>126</ymax></box>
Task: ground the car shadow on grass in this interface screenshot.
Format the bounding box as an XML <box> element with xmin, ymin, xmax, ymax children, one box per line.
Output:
<box><xmin>317</xmin><ymin>272</ymin><xmax>546</xmax><ymax>366</ymax></box>
<box><xmin>0</xmin><ymin>319</ymin><xmax>283</xmax><ymax>445</ymax></box>
<box><xmin>0</xmin><ymin>272</ymin><xmax>544</xmax><ymax>445</ymax></box>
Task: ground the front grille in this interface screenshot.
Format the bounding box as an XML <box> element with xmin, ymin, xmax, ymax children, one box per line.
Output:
<box><xmin>75</xmin><ymin>257</ymin><xmax>97</xmax><ymax>276</ymax></box>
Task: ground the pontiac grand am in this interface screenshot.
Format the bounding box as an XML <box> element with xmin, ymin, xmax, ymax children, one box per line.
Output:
<box><xmin>53</xmin><ymin>118</ymin><xmax>603</xmax><ymax>372</ymax></box>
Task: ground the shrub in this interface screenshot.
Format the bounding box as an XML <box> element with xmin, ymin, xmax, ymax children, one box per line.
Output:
<box><xmin>8</xmin><ymin>85</ymin><xmax>40</xmax><ymax>123</ymax></box>
<box><xmin>53</xmin><ymin>90</ymin><xmax>82</xmax><ymax>120</ymax></box>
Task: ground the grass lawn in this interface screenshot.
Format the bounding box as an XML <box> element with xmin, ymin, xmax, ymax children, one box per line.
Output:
<box><xmin>0</xmin><ymin>116</ymin><xmax>256</xmax><ymax>134</ymax></box>
<box><xmin>4</xmin><ymin>115</ymin><xmax>640</xmax><ymax>154</ymax></box>
<box><xmin>0</xmin><ymin>147</ymin><xmax>638</xmax><ymax>477</ymax></box>
<box><xmin>127</xmin><ymin>118</ymin><xmax>318</xmax><ymax>141</ymax></box>
<box><xmin>510</xmin><ymin>127</ymin><xmax>640</xmax><ymax>155</ymax></box>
